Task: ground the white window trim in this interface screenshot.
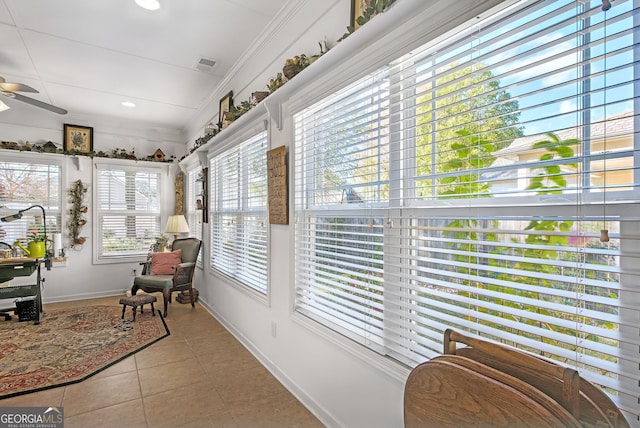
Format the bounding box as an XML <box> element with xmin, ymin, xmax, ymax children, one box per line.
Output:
<box><xmin>207</xmin><ymin>122</ymin><xmax>270</xmax><ymax>303</ymax></box>
<box><xmin>291</xmin><ymin>0</ymin><xmax>640</xmax><ymax>421</ymax></box>
<box><xmin>186</xmin><ymin>165</ymin><xmax>205</xmax><ymax>268</ymax></box>
<box><xmin>92</xmin><ymin>158</ymin><xmax>168</xmax><ymax>264</ymax></box>
<box><xmin>0</xmin><ymin>149</ymin><xmax>66</xmax><ymax>240</ymax></box>
<box><xmin>279</xmin><ymin>0</ymin><xmax>511</xmax><ymax>381</ymax></box>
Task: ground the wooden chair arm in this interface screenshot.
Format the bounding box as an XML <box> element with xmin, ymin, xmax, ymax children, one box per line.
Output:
<box><xmin>172</xmin><ymin>262</ymin><xmax>195</xmax><ymax>284</ymax></box>
<box><xmin>139</xmin><ymin>260</ymin><xmax>151</xmax><ymax>275</ymax></box>
<box><xmin>177</xmin><ymin>262</ymin><xmax>195</xmax><ymax>269</ymax></box>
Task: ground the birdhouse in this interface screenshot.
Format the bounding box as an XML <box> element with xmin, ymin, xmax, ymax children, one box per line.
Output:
<box><xmin>43</xmin><ymin>141</ymin><xmax>58</xmax><ymax>153</ymax></box>
<box><xmin>153</xmin><ymin>149</ymin><xmax>165</xmax><ymax>162</ymax></box>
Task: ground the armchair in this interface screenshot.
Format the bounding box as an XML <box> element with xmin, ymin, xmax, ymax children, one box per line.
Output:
<box><xmin>131</xmin><ymin>237</ymin><xmax>201</xmax><ymax>317</ymax></box>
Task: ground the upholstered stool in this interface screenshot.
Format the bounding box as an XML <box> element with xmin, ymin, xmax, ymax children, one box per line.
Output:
<box><xmin>119</xmin><ymin>294</ymin><xmax>157</xmax><ymax>321</ymax></box>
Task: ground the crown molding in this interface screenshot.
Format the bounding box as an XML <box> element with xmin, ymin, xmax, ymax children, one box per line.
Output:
<box><xmin>185</xmin><ymin>0</ymin><xmax>313</xmax><ymax>134</ymax></box>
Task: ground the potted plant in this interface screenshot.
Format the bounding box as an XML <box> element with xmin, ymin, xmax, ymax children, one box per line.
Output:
<box><xmin>224</xmin><ymin>100</ymin><xmax>254</xmax><ymax>123</ymax></box>
<box><xmin>13</xmin><ymin>228</ymin><xmax>48</xmax><ymax>258</ymax></box>
<box><xmin>282</xmin><ymin>54</ymin><xmax>310</xmax><ymax>79</ymax></box>
<box><xmin>267</xmin><ymin>73</ymin><xmax>286</xmax><ymax>93</ymax></box>
<box><xmin>338</xmin><ymin>0</ymin><xmax>397</xmax><ymax>41</ymax></box>
<box><xmin>252</xmin><ymin>91</ymin><xmax>270</xmax><ymax>104</ymax></box>
<box><xmin>309</xmin><ymin>40</ymin><xmax>330</xmax><ymax>64</ymax></box>
<box><xmin>154</xmin><ymin>234</ymin><xmax>169</xmax><ymax>252</ymax></box>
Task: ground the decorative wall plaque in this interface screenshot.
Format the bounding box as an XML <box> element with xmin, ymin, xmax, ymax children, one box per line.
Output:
<box><xmin>267</xmin><ymin>145</ymin><xmax>288</xmax><ymax>225</ymax></box>
<box><xmin>175</xmin><ymin>171</ymin><xmax>185</xmax><ymax>215</ymax></box>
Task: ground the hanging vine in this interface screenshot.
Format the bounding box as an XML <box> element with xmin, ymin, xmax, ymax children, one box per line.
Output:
<box><xmin>68</xmin><ymin>179</ymin><xmax>88</xmax><ymax>248</ymax></box>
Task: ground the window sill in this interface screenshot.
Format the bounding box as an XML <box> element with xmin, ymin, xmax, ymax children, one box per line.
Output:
<box><xmin>52</xmin><ymin>257</ymin><xmax>67</xmax><ymax>267</ymax></box>
<box><xmin>208</xmin><ymin>267</ymin><xmax>269</xmax><ymax>306</ymax></box>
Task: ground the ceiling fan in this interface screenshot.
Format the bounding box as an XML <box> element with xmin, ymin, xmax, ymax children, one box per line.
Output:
<box><xmin>0</xmin><ymin>76</ymin><xmax>67</xmax><ymax>115</ymax></box>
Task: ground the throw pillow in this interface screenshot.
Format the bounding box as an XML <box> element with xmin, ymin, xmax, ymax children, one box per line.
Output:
<box><xmin>150</xmin><ymin>249</ymin><xmax>182</xmax><ymax>275</ymax></box>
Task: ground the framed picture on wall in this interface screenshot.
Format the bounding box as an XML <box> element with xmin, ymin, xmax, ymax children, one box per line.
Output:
<box><xmin>351</xmin><ymin>0</ymin><xmax>370</xmax><ymax>30</ymax></box>
<box><xmin>351</xmin><ymin>0</ymin><xmax>392</xmax><ymax>30</ymax></box>
<box><xmin>218</xmin><ymin>91</ymin><xmax>233</xmax><ymax>126</ymax></box>
<box><xmin>64</xmin><ymin>124</ymin><xmax>93</xmax><ymax>154</ymax></box>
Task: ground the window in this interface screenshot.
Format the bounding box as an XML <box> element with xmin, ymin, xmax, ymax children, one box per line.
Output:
<box><xmin>95</xmin><ymin>163</ymin><xmax>162</xmax><ymax>261</ymax></box>
<box><xmin>210</xmin><ymin>132</ymin><xmax>268</xmax><ymax>294</ymax></box>
<box><xmin>0</xmin><ymin>154</ymin><xmax>62</xmax><ymax>244</ymax></box>
<box><xmin>187</xmin><ymin>167</ymin><xmax>204</xmax><ymax>265</ymax></box>
<box><xmin>294</xmin><ymin>0</ymin><xmax>640</xmax><ymax>421</ymax></box>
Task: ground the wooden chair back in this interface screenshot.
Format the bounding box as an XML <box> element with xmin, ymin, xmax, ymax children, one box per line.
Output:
<box><xmin>443</xmin><ymin>329</ymin><xmax>629</xmax><ymax>428</ymax></box>
<box><xmin>404</xmin><ymin>355</ymin><xmax>581</xmax><ymax>427</ymax></box>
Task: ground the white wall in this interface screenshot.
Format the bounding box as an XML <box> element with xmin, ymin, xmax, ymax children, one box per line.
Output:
<box><xmin>1</xmin><ymin>81</ymin><xmax>184</xmax><ymax>301</ymax></box>
<box><xmin>183</xmin><ymin>0</ymin><xmax>349</xmax><ymax>144</ymax></box>
<box><xmin>0</xmin><ymin>0</ymin><xmax>506</xmax><ymax>426</ymax></box>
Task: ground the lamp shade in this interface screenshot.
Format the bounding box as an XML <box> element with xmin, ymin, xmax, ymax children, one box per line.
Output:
<box><xmin>164</xmin><ymin>214</ymin><xmax>189</xmax><ymax>238</ymax></box>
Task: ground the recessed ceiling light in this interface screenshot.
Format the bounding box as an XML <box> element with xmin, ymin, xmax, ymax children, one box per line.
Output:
<box><xmin>135</xmin><ymin>0</ymin><xmax>160</xmax><ymax>11</ymax></box>
<box><xmin>122</xmin><ymin>101</ymin><xmax>136</xmax><ymax>108</ymax></box>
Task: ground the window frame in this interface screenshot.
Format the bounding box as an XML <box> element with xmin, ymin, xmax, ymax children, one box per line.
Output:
<box><xmin>186</xmin><ymin>165</ymin><xmax>205</xmax><ymax>268</ymax></box>
<box><xmin>208</xmin><ymin>131</ymin><xmax>269</xmax><ymax>298</ymax></box>
<box><xmin>93</xmin><ymin>159</ymin><xmax>166</xmax><ymax>264</ymax></box>
<box><xmin>293</xmin><ymin>0</ymin><xmax>640</xmax><ymax>421</ymax></box>
<box><xmin>0</xmin><ymin>151</ymin><xmax>64</xmax><ymax>247</ymax></box>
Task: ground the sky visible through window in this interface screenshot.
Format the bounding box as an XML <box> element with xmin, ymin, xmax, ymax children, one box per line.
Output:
<box><xmin>437</xmin><ymin>0</ymin><xmax>633</xmax><ymax>136</ymax></box>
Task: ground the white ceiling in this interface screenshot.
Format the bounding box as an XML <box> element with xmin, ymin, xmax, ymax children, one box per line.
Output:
<box><xmin>0</xmin><ymin>0</ymin><xmax>289</xmax><ymax>130</ymax></box>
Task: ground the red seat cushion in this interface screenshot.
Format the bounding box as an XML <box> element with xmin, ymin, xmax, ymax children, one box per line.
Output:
<box><xmin>150</xmin><ymin>249</ymin><xmax>182</xmax><ymax>275</ymax></box>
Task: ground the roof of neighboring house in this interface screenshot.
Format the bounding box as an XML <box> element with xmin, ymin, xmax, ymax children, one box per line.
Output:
<box><xmin>494</xmin><ymin>111</ymin><xmax>634</xmax><ymax>157</ymax></box>
<box><xmin>484</xmin><ymin>111</ymin><xmax>634</xmax><ymax>182</ymax></box>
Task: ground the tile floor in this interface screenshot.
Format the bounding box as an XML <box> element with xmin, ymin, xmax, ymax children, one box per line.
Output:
<box><xmin>0</xmin><ymin>295</ymin><xmax>323</xmax><ymax>428</ymax></box>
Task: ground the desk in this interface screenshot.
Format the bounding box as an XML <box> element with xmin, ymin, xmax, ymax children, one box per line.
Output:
<box><xmin>0</xmin><ymin>258</ymin><xmax>43</xmax><ymax>324</ymax></box>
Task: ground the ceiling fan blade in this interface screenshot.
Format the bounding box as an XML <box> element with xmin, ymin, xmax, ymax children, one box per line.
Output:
<box><xmin>11</xmin><ymin>92</ymin><xmax>68</xmax><ymax>115</ymax></box>
<box><xmin>0</xmin><ymin>82</ymin><xmax>38</xmax><ymax>93</ymax></box>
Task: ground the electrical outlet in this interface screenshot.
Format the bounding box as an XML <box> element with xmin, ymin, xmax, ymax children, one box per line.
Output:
<box><xmin>271</xmin><ymin>321</ymin><xmax>277</xmax><ymax>338</ymax></box>
<box><xmin>131</xmin><ymin>269</ymin><xmax>137</xmax><ymax>277</ymax></box>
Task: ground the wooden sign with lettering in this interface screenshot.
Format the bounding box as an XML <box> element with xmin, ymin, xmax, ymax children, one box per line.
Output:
<box><xmin>267</xmin><ymin>145</ymin><xmax>288</xmax><ymax>224</ymax></box>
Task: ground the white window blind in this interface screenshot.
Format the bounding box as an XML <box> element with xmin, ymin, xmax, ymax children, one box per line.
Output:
<box><xmin>0</xmin><ymin>155</ymin><xmax>61</xmax><ymax>243</ymax></box>
<box><xmin>210</xmin><ymin>132</ymin><xmax>268</xmax><ymax>294</ymax></box>
<box><xmin>187</xmin><ymin>167</ymin><xmax>204</xmax><ymax>265</ymax></box>
<box><xmin>294</xmin><ymin>0</ymin><xmax>640</xmax><ymax>422</ymax></box>
<box><xmin>95</xmin><ymin>164</ymin><xmax>161</xmax><ymax>260</ymax></box>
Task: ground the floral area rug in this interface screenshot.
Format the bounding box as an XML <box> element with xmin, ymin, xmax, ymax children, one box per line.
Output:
<box><xmin>0</xmin><ymin>305</ymin><xmax>169</xmax><ymax>399</ymax></box>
